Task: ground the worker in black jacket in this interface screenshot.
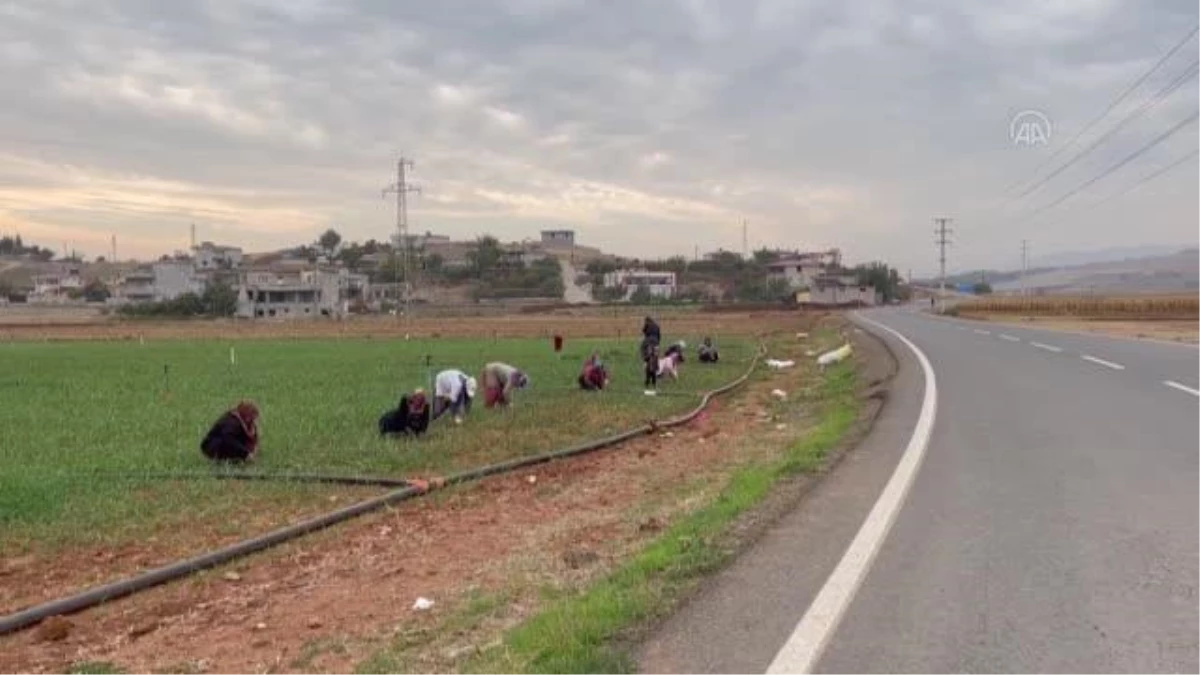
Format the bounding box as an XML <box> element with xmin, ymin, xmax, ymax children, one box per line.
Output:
<box><xmin>201</xmin><ymin>401</ymin><xmax>260</xmax><ymax>462</ymax></box>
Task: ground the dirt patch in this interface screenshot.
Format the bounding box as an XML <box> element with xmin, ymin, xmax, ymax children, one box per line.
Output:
<box><xmin>0</xmin><ymin>309</ymin><xmax>832</xmax><ymax>342</ymax></box>
<box><xmin>0</xmin><ymin>486</ymin><xmax>382</xmax><ymax>615</ymax></box>
<box><xmin>0</xmin><ymin>318</ymin><xmax>875</xmax><ymax>674</ymax></box>
<box><xmin>961</xmin><ymin>313</ymin><xmax>1199</xmax><ymax>344</ymax></box>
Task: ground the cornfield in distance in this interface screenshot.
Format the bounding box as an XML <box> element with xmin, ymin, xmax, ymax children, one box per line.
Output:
<box><xmin>957</xmin><ymin>294</ymin><xmax>1199</xmax><ymax>320</ymax></box>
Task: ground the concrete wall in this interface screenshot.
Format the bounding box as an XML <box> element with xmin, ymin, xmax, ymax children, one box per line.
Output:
<box><xmin>810</xmin><ymin>284</ymin><xmax>879</xmax><ymax>306</ymax></box>
<box><xmin>152</xmin><ymin>262</ymin><xmax>204</xmax><ymax>301</ymax></box>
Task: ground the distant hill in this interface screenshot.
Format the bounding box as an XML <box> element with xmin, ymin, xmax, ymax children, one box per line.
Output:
<box><xmin>990</xmin><ymin>248</ymin><xmax>1198</xmax><ymax>294</ymax></box>
<box><xmin>1030</xmin><ymin>244</ymin><xmax>1193</xmax><ymax>269</ymax></box>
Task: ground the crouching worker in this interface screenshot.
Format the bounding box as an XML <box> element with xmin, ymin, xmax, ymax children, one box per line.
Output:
<box><xmin>578</xmin><ymin>353</ymin><xmax>609</xmax><ymax>391</ymax></box>
<box><xmin>698</xmin><ymin>336</ymin><xmax>720</xmax><ymax>363</ymax></box>
<box><xmin>378</xmin><ymin>389</ymin><xmax>432</xmax><ymax>437</ymax></box>
<box><xmin>201</xmin><ymin>401</ymin><xmax>260</xmax><ymax>462</ymax></box>
<box><xmin>663</xmin><ymin>340</ymin><xmax>686</xmax><ymax>362</ymax></box>
<box><xmin>481</xmin><ymin>362</ymin><xmax>529</xmax><ymax>408</ymax></box>
<box><xmin>433</xmin><ymin>369</ymin><xmax>477</xmax><ymax>424</ymax></box>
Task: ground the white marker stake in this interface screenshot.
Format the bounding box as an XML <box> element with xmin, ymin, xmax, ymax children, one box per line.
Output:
<box><xmin>230</xmin><ymin>346</ymin><xmax>237</xmax><ymax>365</ymax></box>
<box><xmin>767</xmin><ymin>313</ymin><xmax>938</xmax><ymax>674</ymax></box>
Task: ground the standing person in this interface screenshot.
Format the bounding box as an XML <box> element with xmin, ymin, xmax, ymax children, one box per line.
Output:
<box><xmin>642</xmin><ymin>316</ymin><xmax>661</xmax><ymax>353</ymax></box>
<box><xmin>432</xmin><ymin>368</ymin><xmax>477</xmax><ymax>424</ymax></box>
<box><xmin>643</xmin><ymin>342</ymin><xmax>660</xmax><ymax>394</ymax></box>
<box><xmin>481</xmin><ymin>361</ymin><xmax>529</xmax><ymax>408</ymax></box>
<box><xmin>578</xmin><ymin>353</ymin><xmax>609</xmax><ymax>391</ymax></box>
<box><xmin>201</xmin><ymin>401</ymin><xmax>260</xmax><ymax>462</ymax></box>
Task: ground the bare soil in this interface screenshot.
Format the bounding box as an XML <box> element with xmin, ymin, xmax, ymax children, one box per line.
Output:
<box><xmin>0</xmin><ymin>312</ymin><xmax>871</xmax><ymax>674</ymax></box>
<box><xmin>0</xmin><ymin>308</ymin><xmax>824</xmax><ymax>342</ymax></box>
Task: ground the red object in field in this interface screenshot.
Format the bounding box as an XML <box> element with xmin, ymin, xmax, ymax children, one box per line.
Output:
<box><xmin>553</xmin><ymin>334</ymin><xmax>564</xmax><ymax>352</ymax></box>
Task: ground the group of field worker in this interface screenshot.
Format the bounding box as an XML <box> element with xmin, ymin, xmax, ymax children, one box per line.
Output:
<box><xmin>201</xmin><ymin>316</ymin><xmax>720</xmax><ymax>461</ymax></box>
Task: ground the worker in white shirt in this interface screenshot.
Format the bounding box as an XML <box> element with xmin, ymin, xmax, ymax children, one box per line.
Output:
<box><xmin>432</xmin><ymin>368</ymin><xmax>478</xmax><ymax>424</ymax></box>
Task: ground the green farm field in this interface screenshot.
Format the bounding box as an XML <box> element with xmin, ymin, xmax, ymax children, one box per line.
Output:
<box><xmin>1</xmin><ymin>335</ymin><xmax>755</xmax><ymax>553</ymax></box>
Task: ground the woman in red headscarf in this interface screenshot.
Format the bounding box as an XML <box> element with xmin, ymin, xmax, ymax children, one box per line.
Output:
<box><xmin>201</xmin><ymin>401</ymin><xmax>260</xmax><ymax>462</ymax></box>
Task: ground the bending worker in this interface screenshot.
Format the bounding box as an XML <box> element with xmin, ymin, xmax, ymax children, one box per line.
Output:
<box><xmin>432</xmin><ymin>368</ymin><xmax>478</xmax><ymax>424</ymax></box>
<box><xmin>578</xmin><ymin>353</ymin><xmax>609</xmax><ymax>391</ymax></box>
<box><xmin>201</xmin><ymin>401</ymin><xmax>260</xmax><ymax>462</ymax></box>
<box><xmin>481</xmin><ymin>361</ymin><xmax>530</xmax><ymax>408</ymax></box>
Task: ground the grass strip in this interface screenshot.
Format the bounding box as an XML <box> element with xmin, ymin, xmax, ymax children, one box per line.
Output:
<box><xmin>463</xmin><ymin>363</ymin><xmax>859</xmax><ymax>673</ymax></box>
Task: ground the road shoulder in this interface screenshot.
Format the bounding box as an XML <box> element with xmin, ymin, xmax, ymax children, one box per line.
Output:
<box><xmin>635</xmin><ymin>316</ymin><xmax>925</xmax><ymax>673</ymax></box>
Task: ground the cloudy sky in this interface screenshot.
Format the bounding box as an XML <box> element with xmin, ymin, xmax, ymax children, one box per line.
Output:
<box><xmin>1</xmin><ymin>0</ymin><xmax>1196</xmax><ymax>275</ymax></box>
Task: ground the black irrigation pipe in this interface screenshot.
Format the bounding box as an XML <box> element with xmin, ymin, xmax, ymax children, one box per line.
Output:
<box><xmin>0</xmin><ymin>347</ymin><xmax>764</xmax><ymax>637</ymax></box>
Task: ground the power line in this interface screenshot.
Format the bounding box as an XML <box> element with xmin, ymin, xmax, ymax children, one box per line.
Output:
<box><xmin>1020</xmin><ymin>109</ymin><xmax>1199</xmax><ymax>222</ymax></box>
<box><xmin>1093</xmin><ymin>147</ymin><xmax>1198</xmax><ymax>205</ymax></box>
<box><xmin>1001</xmin><ymin>24</ymin><xmax>1199</xmax><ymax>196</ymax></box>
<box><xmin>1015</xmin><ymin>60</ymin><xmax>1198</xmax><ymax>200</ymax></box>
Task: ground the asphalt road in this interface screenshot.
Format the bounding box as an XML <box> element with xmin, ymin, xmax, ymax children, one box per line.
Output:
<box><xmin>639</xmin><ymin>307</ymin><xmax>1198</xmax><ymax>673</ymax></box>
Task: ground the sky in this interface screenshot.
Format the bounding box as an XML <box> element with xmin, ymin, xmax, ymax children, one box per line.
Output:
<box><xmin>0</xmin><ymin>0</ymin><xmax>1197</xmax><ymax>276</ymax></box>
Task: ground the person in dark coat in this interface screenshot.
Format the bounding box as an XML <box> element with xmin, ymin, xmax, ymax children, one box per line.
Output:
<box><xmin>578</xmin><ymin>353</ymin><xmax>609</xmax><ymax>391</ymax></box>
<box><xmin>642</xmin><ymin>316</ymin><xmax>661</xmax><ymax>345</ymax></box>
<box><xmin>379</xmin><ymin>389</ymin><xmax>432</xmax><ymax>437</ymax></box>
<box><xmin>643</xmin><ymin>341</ymin><xmax>660</xmax><ymax>391</ymax></box>
<box><xmin>698</xmin><ymin>336</ymin><xmax>720</xmax><ymax>363</ymax></box>
<box><xmin>201</xmin><ymin>401</ymin><xmax>260</xmax><ymax>462</ymax></box>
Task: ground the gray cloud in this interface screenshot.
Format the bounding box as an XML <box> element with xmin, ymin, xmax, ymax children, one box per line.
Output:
<box><xmin>0</xmin><ymin>0</ymin><xmax>1195</xmax><ymax>273</ymax></box>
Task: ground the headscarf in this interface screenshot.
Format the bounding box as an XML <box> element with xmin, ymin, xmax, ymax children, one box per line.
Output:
<box><xmin>464</xmin><ymin>376</ymin><xmax>478</xmax><ymax>399</ymax></box>
<box><xmin>233</xmin><ymin>401</ymin><xmax>260</xmax><ymax>449</ymax></box>
<box><xmin>408</xmin><ymin>388</ymin><xmax>428</xmax><ymax>413</ymax></box>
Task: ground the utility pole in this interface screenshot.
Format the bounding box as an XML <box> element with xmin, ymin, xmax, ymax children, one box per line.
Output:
<box><xmin>933</xmin><ymin>217</ymin><xmax>953</xmax><ymax>312</ymax></box>
<box><xmin>190</xmin><ymin>223</ymin><xmax>196</xmax><ymax>249</ymax></box>
<box><xmin>742</xmin><ymin>219</ymin><xmax>748</xmax><ymax>260</ymax></box>
<box><xmin>382</xmin><ymin>156</ymin><xmax>421</xmax><ymax>323</ymax></box>
<box><xmin>111</xmin><ymin>234</ymin><xmax>117</xmax><ymax>262</ymax></box>
<box><xmin>1020</xmin><ymin>239</ymin><xmax>1030</xmax><ymax>296</ymax></box>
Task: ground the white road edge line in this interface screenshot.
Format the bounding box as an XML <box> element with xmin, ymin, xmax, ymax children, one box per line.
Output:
<box><xmin>973</xmin><ymin>329</ymin><xmax>991</xmax><ymax>335</ymax></box>
<box><xmin>999</xmin><ymin>334</ymin><xmax>1020</xmax><ymax>342</ymax></box>
<box><xmin>1031</xmin><ymin>341</ymin><xmax>1063</xmax><ymax>353</ymax></box>
<box><xmin>767</xmin><ymin>313</ymin><xmax>938</xmax><ymax>675</ymax></box>
<box><xmin>1163</xmin><ymin>380</ymin><xmax>1200</xmax><ymax>397</ymax></box>
<box><xmin>1080</xmin><ymin>355</ymin><xmax>1125</xmax><ymax>371</ymax></box>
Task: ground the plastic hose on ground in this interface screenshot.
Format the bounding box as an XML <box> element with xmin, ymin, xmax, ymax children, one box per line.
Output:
<box><xmin>0</xmin><ymin>347</ymin><xmax>763</xmax><ymax>637</ymax></box>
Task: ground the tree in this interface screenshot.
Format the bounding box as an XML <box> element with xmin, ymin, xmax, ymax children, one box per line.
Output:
<box><xmin>855</xmin><ymin>262</ymin><xmax>903</xmax><ymax>303</ymax></box>
<box><xmin>201</xmin><ymin>280</ymin><xmax>239</xmax><ymax>316</ymax></box>
<box><xmin>318</xmin><ymin>228</ymin><xmax>342</xmax><ymax>255</ymax></box>
<box><xmin>81</xmin><ymin>279</ymin><xmax>111</xmax><ymax>303</ymax></box>
<box><xmin>337</xmin><ymin>242</ymin><xmax>365</xmax><ymax>270</ymax></box>
<box><xmin>972</xmin><ymin>281</ymin><xmax>993</xmax><ymax>295</ymax></box>
<box><xmin>752</xmin><ymin>248</ymin><xmax>782</xmax><ymax>265</ymax></box>
<box><xmin>629</xmin><ymin>284</ymin><xmax>653</xmax><ymax>304</ymax></box>
<box><xmin>467</xmin><ymin>236</ymin><xmax>503</xmax><ymax>277</ymax></box>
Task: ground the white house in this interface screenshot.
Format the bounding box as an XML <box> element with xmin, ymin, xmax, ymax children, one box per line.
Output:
<box><xmin>236</xmin><ymin>267</ymin><xmax>368</xmax><ymax>319</ymax></box>
<box><xmin>116</xmin><ymin>261</ymin><xmax>205</xmax><ymax>303</ymax></box>
<box><xmin>192</xmin><ymin>242</ymin><xmax>244</xmax><ymax>270</ymax></box>
<box><xmin>602</xmin><ymin>268</ymin><xmax>677</xmax><ymax>299</ymax></box>
<box><xmin>765</xmin><ymin>249</ymin><xmax>843</xmax><ymax>289</ymax></box>
<box><xmin>540</xmin><ymin>229</ymin><xmax>576</xmax><ymax>247</ymax></box>
<box><xmin>29</xmin><ymin>266</ymin><xmax>84</xmax><ymax>303</ymax></box>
